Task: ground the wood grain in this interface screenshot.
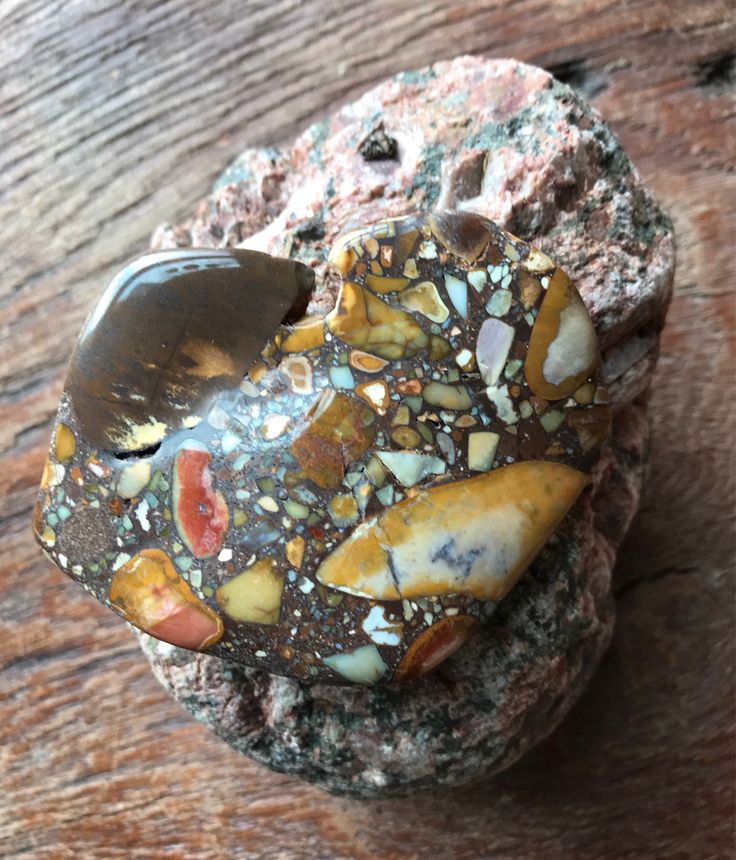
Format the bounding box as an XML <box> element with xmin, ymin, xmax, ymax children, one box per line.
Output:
<box><xmin>1</xmin><ymin>1</ymin><xmax>734</xmax><ymax>857</ymax></box>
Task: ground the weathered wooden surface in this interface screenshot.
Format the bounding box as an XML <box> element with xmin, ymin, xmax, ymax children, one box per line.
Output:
<box><xmin>1</xmin><ymin>1</ymin><xmax>734</xmax><ymax>857</ymax></box>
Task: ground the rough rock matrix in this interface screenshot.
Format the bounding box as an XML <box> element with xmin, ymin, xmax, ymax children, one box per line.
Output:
<box><xmin>142</xmin><ymin>55</ymin><xmax>674</xmax><ymax>797</ymax></box>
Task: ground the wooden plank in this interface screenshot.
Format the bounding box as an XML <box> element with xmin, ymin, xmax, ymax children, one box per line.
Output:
<box><xmin>0</xmin><ymin>1</ymin><xmax>733</xmax><ymax>857</ymax></box>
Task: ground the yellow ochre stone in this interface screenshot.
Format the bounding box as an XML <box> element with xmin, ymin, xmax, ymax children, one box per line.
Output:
<box><xmin>281</xmin><ymin>315</ymin><xmax>325</xmax><ymax>353</ymax></box>
<box><xmin>316</xmin><ymin>461</ymin><xmax>588</xmax><ymax>601</ymax></box>
<box><xmin>521</xmin><ymin>246</ymin><xmax>556</xmax><ymax>274</ymax></box>
<box><xmin>289</xmin><ymin>390</ymin><xmax>376</xmax><ymax>489</ymax></box>
<box><xmin>364</xmin><ymin>273</ymin><xmax>410</xmax><ymax>294</ymax></box>
<box><xmin>54</xmin><ymin>424</ymin><xmax>76</xmax><ymax>462</ymax></box>
<box><xmin>286</xmin><ymin>535</ymin><xmax>305</xmax><ymax>569</ymax></box>
<box><xmin>328</xmin><ymin>494</ymin><xmax>359</xmax><ymax>527</ymax></box>
<box><xmin>349</xmin><ymin>350</ymin><xmax>389</xmax><ymax>374</ymax></box>
<box><xmin>327</xmin><ymin>282</ymin><xmax>429</xmax><ymax>360</ymax></box>
<box><xmin>216</xmin><ymin>557</ymin><xmax>285</xmax><ymax>625</ymax></box>
<box><xmin>399</xmin><ymin>280</ymin><xmax>450</xmax><ymax>323</ymax></box>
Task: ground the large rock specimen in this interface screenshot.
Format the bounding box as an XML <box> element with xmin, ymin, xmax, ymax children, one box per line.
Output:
<box><xmin>142</xmin><ymin>55</ymin><xmax>674</xmax><ymax>797</ymax></box>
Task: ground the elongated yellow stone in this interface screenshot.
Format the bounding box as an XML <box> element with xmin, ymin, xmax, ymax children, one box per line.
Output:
<box><xmin>54</xmin><ymin>424</ymin><xmax>76</xmax><ymax>462</ymax></box>
<box><xmin>364</xmin><ymin>273</ymin><xmax>410</xmax><ymax>294</ymax></box>
<box><xmin>315</xmin><ymin>461</ymin><xmax>587</xmax><ymax>601</ymax></box>
<box><xmin>281</xmin><ymin>315</ymin><xmax>325</xmax><ymax>352</ymax></box>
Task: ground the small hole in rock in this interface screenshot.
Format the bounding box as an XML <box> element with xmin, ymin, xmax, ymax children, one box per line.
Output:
<box><xmin>358</xmin><ymin>123</ymin><xmax>399</xmax><ymax>161</ymax></box>
<box><xmin>547</xmin><ymin>58</ymin><xmax>608</xmax><ymax>99</ymax></box>
<box><xmin>695</xmin><ymin>51</ymin><xmax>736</xmax><ymax>93</ymax></box>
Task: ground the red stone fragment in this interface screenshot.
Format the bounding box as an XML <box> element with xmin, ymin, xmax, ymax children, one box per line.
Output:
<box><xmin>172</xmin><ymin>441</ymin><xmax>229</xmax><ymax>558</ymax></box>
<box><xmin>109</xmin><ymin>549</ymin><xmax>223</xmax><ymax>650</ymax></box>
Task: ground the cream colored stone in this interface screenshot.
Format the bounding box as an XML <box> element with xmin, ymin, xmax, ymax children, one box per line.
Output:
<box><xmin>323</xmin><ymin>645</ymin><xmax>387</xmax><ymax>684</ymax></box>
<box><xmin>467</xmin><ymin>432</ymin><xmax>499</xmax><ymax>472</ymax></box>
<box><xmin>117</xmin><ymin>461</ymin><xmax>151</xmax><ymax>499</ymax></box>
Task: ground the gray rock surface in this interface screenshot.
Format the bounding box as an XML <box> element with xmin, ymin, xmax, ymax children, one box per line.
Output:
<box><xmin>141</xmin><ymin>55</ymin><xmax>674</xmax><ymax>797</ymax></box>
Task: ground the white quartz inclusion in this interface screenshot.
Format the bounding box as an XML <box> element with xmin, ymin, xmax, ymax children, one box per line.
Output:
<box><xmin>476</xmin><ymin>318</ymin><xmax>515</xmax><ymax>386</ymax></box>
<box><xmin>485</xmin><ymin>384</ymin><xmax>518</xmax><ymax>425</ymax></box>
<box><xmin>467</xmin><ymin>270</ymin><xmax>487</xmax><ymax>292</ymax></box>
<box><xmin>261</xmin><ymin>414</ymin><xmax>290</xmax><ymax>439</ymax></box>
<box><xmin>444</xmin><ymin>274</ymin><xmax>468</xmax><ymax>319</ymax></box>
<box><xmin>117</xmin><ymin>461</ymin><xmax>150</xmax><ymax>499</ymax></box>
<box><xmin>112</xmin><ymin>552</ymin><xmax>131</xmax><ymax>571</ymax></box>
<box><xmin>134</xmin><ymin>498</ymin><xmax>150</xmax><ymax>532</ymax></box>
<box><xmin>362</xmin><ymin>606</ymin><xmax>402</xmax><ymax>646</ymax></box>
<box><xmin>221</xmin><ymin>429</ymin><xmax>240</xmax><ymax>454</ymax></box>
<box><xmin>323</xmin><ymin>645</ymin><xmax>388</xmax><ymax>684</ymax></box>
<box><xmin>376</xmin><ymin>451</ymin><xmax>446</xmax><ymax>487</ymax></box>
<box><xmin>468</xmin><ymin>432</ymin><xmax>499</xmax><ymax>472</ymax></box>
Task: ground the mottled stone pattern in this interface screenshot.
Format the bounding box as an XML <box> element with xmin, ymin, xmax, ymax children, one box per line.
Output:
<box><xmin>142</xmin><ymin>408</ymin><xmax>644</xmax><ymax>797</ymax></box>
<box><xmin>140</xmin><ymin>54</ymin><xmax>674</xmax><ymax>796</ymax></box>
<box><xmin>34</xmin><ymin>210</ymin><xmax>610</xmax><ymax>685</ymax></box>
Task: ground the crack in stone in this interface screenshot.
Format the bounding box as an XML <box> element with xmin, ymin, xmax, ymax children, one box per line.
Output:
<box><xmin>375</xmin><ymin>522</ymin><xmax>403</xmax><ymax>600</ymax></box>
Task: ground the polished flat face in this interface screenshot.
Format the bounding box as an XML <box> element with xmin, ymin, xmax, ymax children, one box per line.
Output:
<box><xmin>33</xmin><ymin>212</ymin><xmax>611</xmax><ymax>685</ymax></box>
<box><xmin>66</xmin><ymin>248</ymin><xmax>313</xmax><ymax>453</ymax></box>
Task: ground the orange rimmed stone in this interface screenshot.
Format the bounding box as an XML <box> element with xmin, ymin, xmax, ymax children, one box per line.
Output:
<box><xmin>316</xmin><ymin>460</ymin><xmax>588</xmax><ymax>601</ymax></box>
<box><xmin>348</xmin><ymin>350</ymin><xmax>389</xmax><ymax>374</ymax></box>
<box><xmin>394</xmin><ymin>616</ymin><xmax>479</xmax><ymax>681</ymax></box>
<box><xmin>356</xmin><ymin>380</ymin><xmax>390</xmax><ymax>415</ymax></box>
<box><xmin>524</xmin><ymin>268</ymin><xmax>599</xmax><ymax>400</ymax></box>
<box><xmin>109</xmin><ymin>549</ymin><xmax>223</xmax><ymax>650</ymax></box>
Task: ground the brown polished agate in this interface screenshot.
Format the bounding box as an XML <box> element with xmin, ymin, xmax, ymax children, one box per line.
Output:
<box><xmin>33</xmin><ymin>211</ymin><xmax>610</xmax><ymax>685</ymax></box>
<box><xmin>66</xmin><ymin>248</ymin><xmax>313</xmax><ymax>453</ymax></box>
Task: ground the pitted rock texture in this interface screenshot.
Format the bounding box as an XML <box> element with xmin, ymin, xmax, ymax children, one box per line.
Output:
<box><xmin>143</xmin><ymin>55</ymin><xmax>674</xmax><ymax>797</ymax></box>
